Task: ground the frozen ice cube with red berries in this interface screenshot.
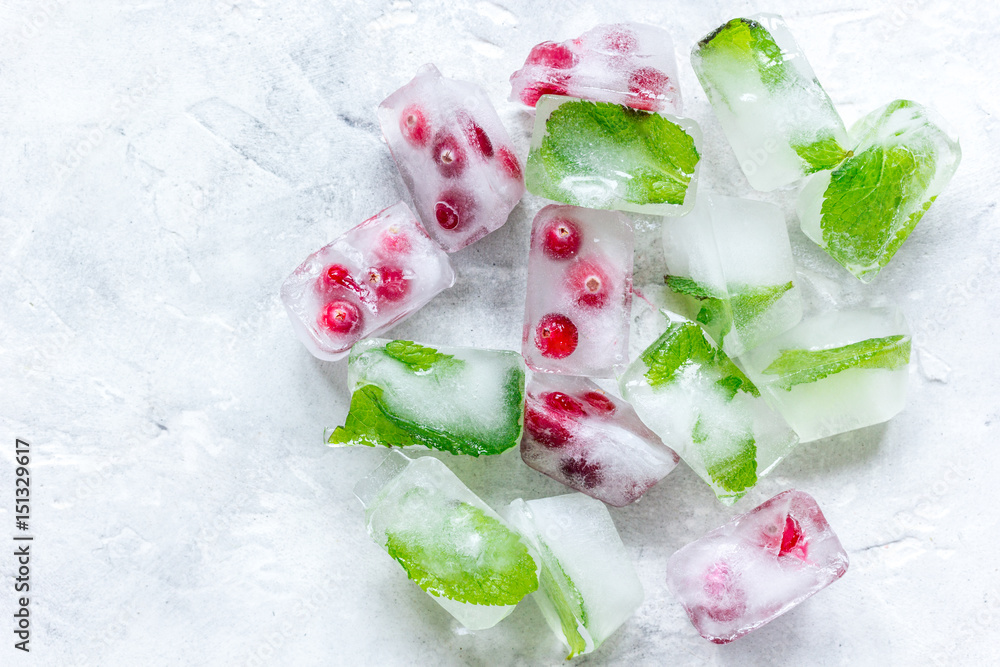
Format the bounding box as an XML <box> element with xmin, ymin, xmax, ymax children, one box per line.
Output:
<box><xmin>377</xmin><ymin>64</ymin><xmax>525</xmax><ymax>253</ymax></box>
<box><xmin>522</xmin><ymin>205</ymin><xmax>633</xmax><ymax>377</ymax></box>
<box><xmin>665</xmin><ymin>489</ymin><xmax>849</xmax><ymax>644</ymax></box>
<box><xmin>511</xmin><ymin>22</ymin><xmax>682</xmax><ymax>114</ymax></box>
<box><xmin>280</xmin><ymin>202</ymin><xmax>455</xmax><ymax>361</ymax></box>
<box><xmin>521</xmin><ymin>374</ymin><xmax>679</xmax><ymax>507</ymax></box>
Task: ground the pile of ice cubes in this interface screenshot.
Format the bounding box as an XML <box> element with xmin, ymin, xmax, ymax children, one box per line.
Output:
<box><xmin>273</xmin><ymin>15</ymin><xmax>960</xmax><ymax>658</ymax></box>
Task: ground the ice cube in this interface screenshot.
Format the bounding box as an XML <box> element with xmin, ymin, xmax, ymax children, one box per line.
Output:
<box><xmin>662</xmin><ymin>193</ymin><xmax>803</xmax><ymax>357</ymax></box>
<box><xmin>503</xmin><ymin>493</ymin><xmax>643</xmax><ymax>657</ymax></box>
<box><xmin>665</xmin><ymin>489</ymin><xmax>848</xmax><ymax>644</ymax></box>
<box><xmin>522</xmin><ymin>205</ymin><xmax>634</xmax><ymax>377</ymax></box>
<box><xmin>798</xmin><ymin>100</ymin><xmax>962</xmax><ymax>282</ymax></box>
<box><xmin>356</xmin><ymin>451</ymin><xmax>539</xmax><ymax>630</ymax></box>
<box><xmin>280</xmin><ymin>202</ymin><xmax>455</xmax><ymax>361</ymax></box>
<box><xmin>521</xmin><ymin>374</ymin><xmax>678</xmax><ymax>506</ymax></box>
<box><xmin>691</xmin><ymin>14</ymin><xmax>849</xmax><ymax>191</ymax></box>
<box><xmin>377</xmin><ymin>64</ymin><xmax>525</xmax><ymax>253</ymax></box>
<box><xmin>525</xmin><ymin>96</ymin><xmax>701</xmax><ymax>216</ymax></box>
<box><xmin>738</xmin><ymin>307</ymin><xmax>911</xmax><ymax>443</ymax></box>
<box><xmin>510</xmin><ymin>22</ymin><xmax>682</xmax><ymax>114</ymax></box>
<box><xmin>327</xmin><ymin>338</ymin><xmax>526</xmax><ymax>456</ymax></box>
<box><xmin>618</xmin><ymin>312</ymin><xmax>798</xmax><ymax>505</ymax></box>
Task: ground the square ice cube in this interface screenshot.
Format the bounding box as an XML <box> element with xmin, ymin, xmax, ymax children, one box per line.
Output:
<box><xmin>665</xmin><ymin>489</ymin><xmax>848</xmax><ymax>644</ymax></box>
<box><xmin>521</xmin><ymin>374</ymin><xmax>679</xmax><ymax>507</ymax></box>
<box><xmin>798</xmin><ymin>100</ymin><xmax>962</xmax><ymax>282</ymax></box>
<box><xmin>327</xmin><ymin>338</ymin><xmax>526</xmax><ymax>456</ymax></box>
<box><xmin>280</xmin><ymin>202</ymin><xmax>455</xmax><ymax>361</ymax></box>
<box><xmin>356</xmin><ymin>451</ymin><xmax>539</xmax><ymax>630</ymax></box>
<box><xmin>525</xmin><ymin>96</ymin><xmax>701</xmax><ymax>216</ymax></box>
<box><xmin>503</xmin><ymin>493</ymin><xmax>643</xmax><ymax>658</ymax></box>
<box><xmin>378</xmin><ymin>64</ymin><xmax>525</xmax><ymax>252</ymax></box>
<box><xmin>662</xmin><ymin>193</ymin><xmax>803</xmax><ymax>357</ymax></box>
<box><xmin>618</xmin><ymin>312</ymin><xmax>799</xmax><ymax>505</ymax></box>
<box><xmin>510</xmin><ymin>22</ymin><xmax>682</xmax><ymax>114</ymax></box>
<box><xmin>522</xmin><ymin>205</ymin><xmax>633</xmax><ymax>377</ymax></box>
<box><xmin>739</xmin><ymin>307</ymin><xmax>911</xmax><ymax>443</ymax></box>
<box><xmin>691</xmin><ymin>14</ymin><xmax>849</xmax><ymax>191</ymax></box>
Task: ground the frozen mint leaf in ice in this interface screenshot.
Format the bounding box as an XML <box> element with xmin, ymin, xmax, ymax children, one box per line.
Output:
<box><xmin>537</xmin><ymin>543</ymin><xmax>588</xmax><ymax>658</ymax></box>
<box><xmin>791</xmin><ymin>134</ymin><xmax>850</xmax><ymax>173</ymax></box>
<box><xmin>697</xmin><ymin>18</ymin><xmax>788</xmax><ymax>90</ymax></box>
<box><xmin>763</xmin><ymin>334</ymin><xmax>911</xmax><ymax>390</ymax></box>
<box><xmin>730</xmin><ymin>281</ymin><xmax>794</xmax><ymax>332</ymax></box>
<box><xmin>665</xmin><ymin>275</ymin><xmax>723</xmax><ymax>300</ymax></box>
<box><xmin>693</xmin><ymin>418</ymin><xmax>758</xmax><ymax>497</ymax></box>
<box><xmin>383</xmin><ymin>339</ymin><xmax>455</xmax><ymax>372</ymax></box>
<box><xmin>641</xmin><ymin>321</ymin><xmax>715</xmax><ymax>388</ymax></box>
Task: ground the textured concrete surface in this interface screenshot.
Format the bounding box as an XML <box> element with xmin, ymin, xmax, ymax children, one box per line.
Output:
<box><xmin>1</xmin><ymin>1</ymin><xmax>998</xmax><ymax>664</ymax></box>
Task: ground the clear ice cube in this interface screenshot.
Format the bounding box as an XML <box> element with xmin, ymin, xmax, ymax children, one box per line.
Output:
<box><xmin>503</xmin><ymin>493</ymin><xmax>643</xmax><ymax>657</ymax></box>
<box><xmin>618</xmin><ymin>312</ymin><xmax>798</xmax><ymax>505</ymax></box>
<box><xmin>691</xmin><ymin>14</ymin><xmax>849</xmax><ymax>191</ymax></box>
<box><xmin>280</xmin><ymin>202</ymin><xmax>455</xmax><ymax>361</ymax></box>
<box><xmin>356</xmin><ymin>451</ymin><xmax>539</xmax><ymax>630</ymax></box>
<box><xmin>739</xmin><ymin>307</ymin><xmax>911</xmax><ymax>443</ymax></box>
<box><xmin>798</xmin><ymin>99</ymin><xmax>962</xmax><ymax>282</ymax></box>
<box><xmin>378</xmin><ymin>64</ymin><xmax>525</xmax><ymax>253</ymax></box>
<box><xmin>662</xmin><ymin>193</ymin><xmax>803</xmax><ymax>357</ymax></box>
<box><xmin>327</xmin><ymin>338</ymin><xmax>526</xmax><ymax>456</ymax></box>
<box><xmin>665</xmin><ymin>489</ymin><xmax>848</xmax><ymax>644</ymax></box>
<box><xmin>521</xmin><ymin>205</ymin><xmax>633</xmax><ymax>377</ymax></box>
<box><xmin>510</xmin><ymin>22</ymin><xmax>682</xmax><ymax>114</ymax></box>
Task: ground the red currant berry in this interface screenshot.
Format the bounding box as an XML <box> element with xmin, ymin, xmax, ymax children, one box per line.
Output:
<box><xmin>560</xmin><ymin>456</ymin><xmax>604</xmax><ymax>489</ymax></box>
<box><xmin>566</xmin><ymin>259</ymin><xmax>611</xmax><ymax>309</ymax></box>
<box><xmin>535</xmin><ymin>313</ymin><xmax>578</xmax><ymax>359</ymax></box>
<box><xmin>779</xmin><ymin>515</ymin><xmax>808</xmax><ymax>559</ymax></box>
<box><xmin>603</xmin><ymin>26</ymin><xmax>638</xmax><ymax>54</ymax></box>
<box><xmin>431</xmin><ymin>133</ymin><xmax>466</xmax><ymax>178</ymax></box>
<box><xmin>628</xmin><ymin>67</ymin><xmax>671</xmax><ymax>111</ymax></box>
<box><xmin>541</xmin><ymin>216</ymin><xmax>582</xmax><ymax>260</ymax></box>
<box><xmin>496</xmin><ymin>146</ymin><xmax>523</xmax><ymax>180</ymax></box>
<box><xmin>462</xmin><ymin>118</ymin><xmax>493</xmax><ymax>158</ymax></box>
<box><xmin>544</xmin><ymin>391</ymin><xmax>586</xmax><ymax>416</ymax></box>
<box><xmin>399</xmin><ymin>104</ymin><xmax>430</xmax><ymax>146</ymax></box>
<box><xmin>582</xmin><ymin>391</ymin><xmax>616</xmax><ymax>415</ymax></box>
<box><xmin>434</xmin><ymin>189</ymin><xmax>473</xmax><ymax>231</ymax></box>
<box><xmin>318</xmin><ymin>299</ymin><xmax>362</xmax><ymax>335</ymax></box>
<box><xmin>526</xmin><ymin>42</ymin><xmax>577</xmax><ymax>69</ymax></box>
<box><xmin>524</xmin><ymin>405</ymin><xmax>572</xmax><ymax>448</ymax></box>
<box><xmin>375</xmin><ymin>227</ymin><xmax>412</xmax><ymax>258</ymax></box>
<box><xmin>366</xmin><ymin>265</ymin><xmax>409</xmax><ymax>303</ymax></box>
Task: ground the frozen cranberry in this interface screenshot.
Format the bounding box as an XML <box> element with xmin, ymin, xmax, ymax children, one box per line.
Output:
<box><xmin>434</xmin><ymin>189</ymin><xmax>473</xmax><ymax>231</ymax></box>
<box><xmin>317</xmin><ymin>263</ymin><xmax>363</xmax><ymax>296</ymax></box>
<box><xmin>399</xmin><ymin>104</ymin><xmax>430</xmax><ymax>146</ymax></box>
<box><xmin>535</xmin><ymin>313</ymin><xmax>578</xmax><ymax>359</ymax></box>
<box><xmin>366</xmin><ymin>265</ymin><xmax>409</xmax><ymax>303</ymax></box>
<box><xmin>317</xmin><ymin>299</ymin><xmax>362</xmax><ymax>335</ymax></box>
<box><xmin>544</xmin><ymin>391</ymin><xmax>586</xmax><ymax>416</ymax></box>
<box><xmin>541</xmin><ymin>216</ymin><xmax>582</xmax><ymax>260</ymax></box>
<box><xmin>462</xmin><ymin>118</ymin><xmax>494</xmax><ymax>158</ymax></box>
<box><xmin>582</xmin><ymin>391</ymin><xmax>616</xmax><ymax>415</ymax></box>
<box><xmin>496</xmin><ymin>146</ymin><xmax>523</xmax><ymax>180</ymax></box>
<box><xmin>698</xmin><ymin>562</ymin><xmax>747</xmax><ymax>624</ymax></box>
<box><xmin>375</xmin><ymin>227</ymin><xmax>412</xmax><ymax>258</ymax></box>
<box><xmin>526</xmin><ymin>41</ymin><xmax>577</xmax><ymax>69</ymax></box>
<box><xmin>560</xmin><ymin>456</ymin><xmax>604</xmax><ymax>489</ymax></box>
<box><xmin>566</xmin><ymin>259</ymin><xmax>611</xmax><ymax>309</ymax></box>
<box><xmin>628</xmin><ymin>67</ymin><xmax>671</xmax><ymax>111</ymax></box>
<box><xmin>431</xmin><ymin>133</ymin><xmax>466</xmax><ymax>178</ymax></box>
<box><xmin>603</xmin><ymin>26</ymin><xmax>638</xmax><ymax>54</ymax></box>
<box><xmin>779</xmin><ymin>515</ymin><xmax>808</xmax><ymax>559</ymax></box>
<box><xmin>525</xmin><ymin>405</ymin><xmax>572</xmax><ymax>448</ymax></box>
<box><xmin>519</xmin><ymin>78</ymin><xmax>570</xmax><ymax>106</ymax></box>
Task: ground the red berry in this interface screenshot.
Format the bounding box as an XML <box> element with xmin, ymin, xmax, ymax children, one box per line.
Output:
<box><xmin>462</xmin><ymin>117</ymin><xmax>494</xmax><ymax>158</ymax></box>
<box><xmin>431</xmin><ymin>133</ymin><xmax>466</xmax><ymax>178</ymax></box>
<box><xmin>535</xmin><ymin>313</ymin><xmax>578</xmax><ymax>359</ymax></box>
<box><xmin>541</xmin><ymin>216</ymin><xmax>582</xmax><ymax>260</ymax></box>
<box><xmin>698</xmin><ymin>562</ymin><xmax>747</xmax><ymax>624</ymax></box>
<box><xmin>544</xmin><ymin>391</ymin><xmax>586</xmax><ymax>416</ymax></box>
<box><xmin>366</xmin><ymin>265</ymin><xmax>409</xmax><ymax>303</ymax></box>
<box><xmin>603</xmin><ymin>26</ymin><xmax>638</xmax><ymax>54</ymax></box>
<box><xmin>525</xmin><ymin>405</ymin><xmax>572</xmax><ymax>448</ymax></box>
<box><xmin>526</xmin><ymin>41</ymin><xmax>577</xmax><ymax>69</ymax></box>
<box><xmin>560</xmin><ymin>456</ymin><xmax>603</xmax><ymax>489</ymax></box>
<box><xmin>779</xmin><ymin>515</ymin><xmax>808</xmax><ymax>559</ymax></box>
<box><xmin>628</xmin><ymin>67</ymin><xmax>671</xmax><ymax>111</ymax></box>
<box><xmin>317</xmin><ymin>263</ymin><xmax>363</xmax><ymax>296</ymax></box>
<box><xmin>566</xmin><ymin>259</ymin><xmax>611</xmax><ymax>309</ymax></box>
<box><xmin>318</xmin><ymin>299</ymin><xmax>362</xmax><ymax>335</ymax></box>
<box><xmin>375</xmin><ymin>227</ymin><xmax>412</xmax><ymax>258</ymax></box>
<box><xmin>434</xmin><ymin>189</ymin><xmax>473</xmax><ymax>231</ymax></box>
<box><xmin>519</xmin><ymin>79</ymin><xmax>569</xmax><ymax>106</ymax></box>
<box><xmin>496</xmin><ymin>146</ymin><xmax>523</xmax><ymax>180</ymax></box>
<box><xmin>399</xmin><ymin>104</ymin><xmax>430</xmax><ymax>146</ymax></box>
<box><xmin>582</xmin><ymin>391</ymin><xmax>616</xmax><ymax>415</ymax></box>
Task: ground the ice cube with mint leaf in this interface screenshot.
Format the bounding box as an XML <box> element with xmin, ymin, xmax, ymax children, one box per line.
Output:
<box><xmin>798</xmin><ymin>100</ymin><xmax>961</xmax><ymax>282</ymax></box>
<box><xmin>355</xmin><ymin>451</ymin><xmax>539</xmax><ymax>630</ymax></box>
<box><xmin>739</xmin><ymin>307</ymin><xmax>912</xmax><ymax>443</ymax></box>
<box><xmin>503</xmin><ymin>493</ymin><xmax>643</xmax><ymax>658</ymax></box>
<box><xmin>691</xmin><ymin>14</ymin><xmax>849</xmax><ymax>191</ymax></box>
<box><xmin>327</xmin><ymin>338</ymin><xmax>526</xmax><ymax>456</ymax></box>
<box><xmin>525</xmin><ymin>96</ymin><xmax>702</xmax><ymax>216</ymax></box>
<box><xmin>662</xmin><ymin>193</ymin><xmax>802</xmax><ymax>357</ymax></box>
<box><xmin>619</xmin><ymin>312</ymin><xmax>798</xmax><ymax>505</ymax></box>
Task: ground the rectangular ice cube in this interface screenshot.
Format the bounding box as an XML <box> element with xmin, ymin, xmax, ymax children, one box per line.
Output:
<box><xmin>521</xmin><ymin>374</ymin><xmax>678</xmax><ymax>506</ymax></box>
<box><xmin>510</xmin><ymin>22</ymin><xmax>682</xmax><ymax>114</ymax></box>
<box><xmin>618</xmin><ymin>312</ymin><xmax>798</xmax><ymax>505</ymax></box>
<box><xmin>356</xmin><ymin>451</ymin><xmax>539</xmax><ymax>630</ymax></box>
<box><xmin>327</xmin><ymin>338</ymin><xmax>526</xmax><ymax>456</ymax></box>
<box><xmin>525</xmin><ymin>96</ymin><xmax>701</xmax><ymax>216</ymax></box>
<box><xmin>665</xmin><ymin>489</ymin><xmax>848</xmax><ymax>644</ymax></box>
<box><xmin>798</xmin><ymin>100</ymin><xmax>962</xmax><ymax>282</ymax></box>
<box><xmin>663</xmin><ymin>193</ymin><xmax>803</xmax><ymax>357</ymax></box>
<box><xmin>378</xmin><ymin>64</ymin><xmax>525</xmax><ymax>252</ymax></box>
<box><xmin>280</xmin><ymin>202</ymin><xmax>455</xmax><ymax>361</ymax></box>
<box><xmin>739</xmin><ymin>307</ymin><xmax>911</xmax><ymax>443</ymax></box>
<box><xmin>522</xmin><ymin>205</ymin><xmax>633</xmax><ymax>377</ymax></box>
<box><xmin>691</xmin><ymin>14</ymin><xmax>849</xmax><ymax>191</ymax></box>
<box><xmin>503</xmin><ymin>493</ymin><xmax>643</xmax><ymax>658</ymax></box>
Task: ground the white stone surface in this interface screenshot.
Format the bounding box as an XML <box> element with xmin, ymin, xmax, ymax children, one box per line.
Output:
<box><xmin>0</xmin><ymin>1</ymin><xmax>997</xmax><ymax>665</ymax></box>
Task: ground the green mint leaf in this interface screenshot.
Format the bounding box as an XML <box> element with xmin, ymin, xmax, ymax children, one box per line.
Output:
<box><xmin>532</xmin><ymin>100</ymin><xmax>699</xmax><ymax>208</ymax></box>
<box><xmin>762</xmin><ymin>334</ymin><xmax>911</xmax><ymax>390</ymax></box>
<box><xmin>714</xmin><ymin>351</ymin><xmax>761</xmax><ymax>398</ymax></box>
<box><xmin>697</xmin><ymin>18</ymin><xmax>788</xmax><ymax>90</ymax></box>
<box><xmin>641</xmin><ymin>321</ymin><xmax>715</xmax><ymax>388</ymax></box>
<box><xmin>385</xmin><ymin>500</ymin><xmax>538</xmax><ymax>606</ymax></box>
<box><xmin>664</xmin><ymin>275</ymin><xmax>724</xmax><ymax>300</ymax></box>
<box><xmin>705</xmin><ymin>433</ymin><xmax>758</xmax><ymax>496</ymax></box>
<box><xmin>327</xmin><ymin>384</ymin><xmax>420</xmax><ymax>448</ymax></box>
<box><xmin>383</xmin><ymin>339</ymin><xmax>455</xmax><ymax>372</ymax></box>
<box><xmin>791</xmin><ymin>134</ymin><xmax>851</xmax><ymax>173</ymax></box>
<box><xmin>537</xmin><ymin>543</ymin><xmax>588</xmax><ymax>658</ymax></box>
<box><xmin>729</xmin><ymin>281</ymin><xmax>794</xmax><ymax>332</ymax></box>
<box><xmin>665</xmin><ymin>275</ymin><xmax>732</xmax><ymax>347</ymax></box>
